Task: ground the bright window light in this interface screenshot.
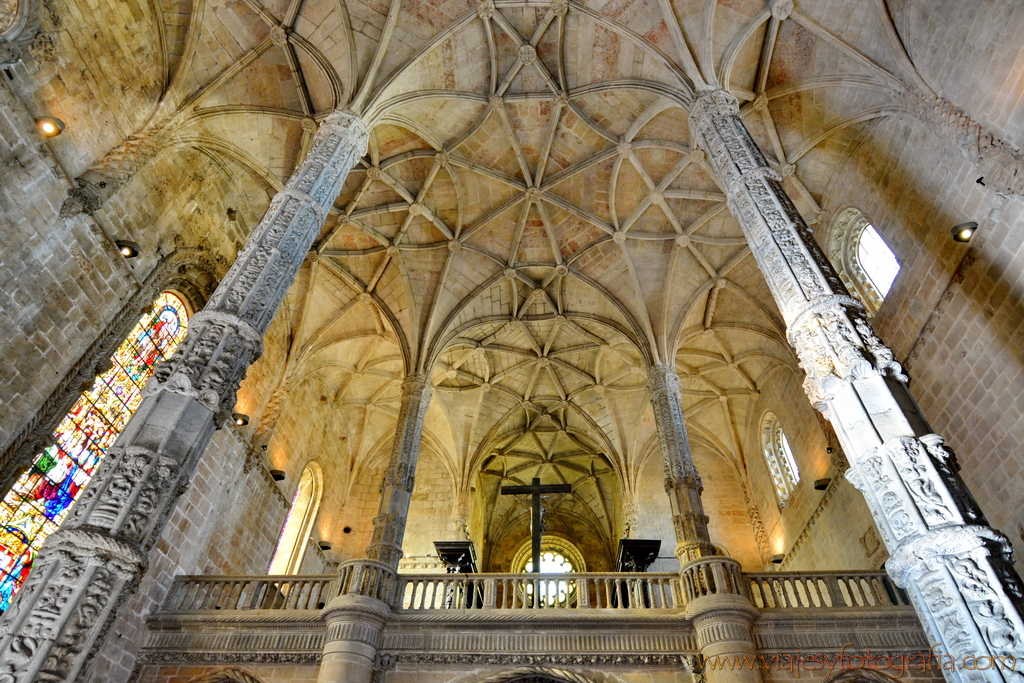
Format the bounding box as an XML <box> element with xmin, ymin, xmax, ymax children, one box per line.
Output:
<box><xmin>858</xmin><ymin>225</ymin><xmax>900</xmax><ymax>297</ymax></box>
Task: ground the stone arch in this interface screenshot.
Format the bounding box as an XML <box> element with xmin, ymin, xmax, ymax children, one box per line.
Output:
<box><xmin>0</xmin><ymin>247</ymin><xmax>223</xmax><ymax>492</ymax></box>
<box><xmin>186</xmin><ymin>669</ymin><xmax>266</xmax><ymax>683</ymax></box>
<box><xmin>471</xmin><ymin>666</ymin><xmax>600</xmax><ymax>683</ymax></box>
<box><xmin>268</xmin><ymin>461</ymin><xmax>325</xmax><ymax>574</ymax></box>
<box><xmin>827</xmin><ymin>206</ymin><xmax>898</xmax><ymax>316</ymax></box>
<box><xmin>823</xmin><ymin>669</ymin><xmax>903</xmax><ymax>683</ymax></box>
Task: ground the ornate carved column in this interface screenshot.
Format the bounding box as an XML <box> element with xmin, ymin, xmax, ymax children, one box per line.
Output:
<box><xmin>647</xmin><ymin>363</ymin><xmax>718</xmax><ymax>563</ymax></box>
<box><xmin>0</xmin><ymin>110</ymin><xmax>368</xmax><ymax>683</ymax></box>
<box><xmin>365</xmin><ymin>375</ymin><xmax>433</xmax><ymax>569</ymax></box>
<box><xmin>318</xmin><ymin>375</ymin><xmax>431</xmax><ymax>683</ymax></box>
<box><xmin>690</xmin><ymin>88</ymin><xmax>1024</xmax><ymax>680</ymax></box>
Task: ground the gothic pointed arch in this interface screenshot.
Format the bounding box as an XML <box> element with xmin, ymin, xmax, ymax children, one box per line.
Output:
<box><xmin>471</xmin><ymin>666</ymin><xmax>600</xmax><ymax>683</ymax></box>
<box><xmin>186</xmin><ymin>669</ymin><xmax>266</xmax><ymax>683</ymax></box>
<box><xmin>268</xmin><ymin>461</ymin><xmax>324</xmax><ymax>575</ymax></box>
<box><xmin>759</xmin><ymin>411</ymin><xmax>800</xmax><ymax>507</ymax></box>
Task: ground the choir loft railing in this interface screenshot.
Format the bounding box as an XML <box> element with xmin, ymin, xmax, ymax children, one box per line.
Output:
<box><xmin>157</xmin><ymin>569</ymin><xmax>911</xmax><ymax>614</ymax></box>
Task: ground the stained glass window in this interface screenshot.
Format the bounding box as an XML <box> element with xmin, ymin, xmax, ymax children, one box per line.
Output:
<box><xmin>0</xmin><ymin>292</ymin><xmax>189</xmax><ymax>612</ymax></box>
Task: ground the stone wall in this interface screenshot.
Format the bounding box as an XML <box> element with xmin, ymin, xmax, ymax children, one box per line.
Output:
<box><xmin>816</xmin><ymin>112</ymin><xmax>1024</xmax><ymax>560</ymax></box>
<box><xmin>0</xmin><ymin>78</ymin><xmax>134</xmax><ymax>455</ymax></box>
<box><xmin>744</xmin><ymin>364</ymin><xmax>879</xmax><ymax>571</ymax></box>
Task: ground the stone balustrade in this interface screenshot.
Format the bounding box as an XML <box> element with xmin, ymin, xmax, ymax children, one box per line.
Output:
<box><xmin>139</xmin><ymin>569</ymin><xmax>928</xmax><ymax>670</ymax></box>
<box><xmin>162</xmin><ymin>574</ymin><xmax>337</xmax><ymax>612</ymax></box>
<box><xmin>746</xmin><ymin>570</ymin><xmax>911</xmax><ymax>610</ymax></box>
<box><xmin>396</xmin><ymin>572</ymin><xmax>682</xmax><ymax>610</ymax></box>
<box><xmin>156</xmin><ymin>568</ymin><xmax>912</xmax><ymax>615</ymax></box>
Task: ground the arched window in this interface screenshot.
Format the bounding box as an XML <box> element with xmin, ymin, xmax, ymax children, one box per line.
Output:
<box><xmin>507</xmin><ymin>536</ymin><xmax>585</xmax><ymax>606</ymax></box>
<box><xmin>268</xmin><ymin>462</ymin><xmax>323</xmax><ymax>575</ymax></box>
<box><xmin>828</xmin><ymin>208</ymin><xmax>901</xmax><ymax>315</ymax></box>
<box><xmin>760</xmin><ymin>412</ymin><xmax>799</xmax><ymax>507</ymax></box>
<box><xmin>0</xmin><ymin>292</ymin><xmax>189</xmax><ymax>611</ymax></box>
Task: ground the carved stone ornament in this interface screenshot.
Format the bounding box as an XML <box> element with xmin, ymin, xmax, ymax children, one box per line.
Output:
<box><xmin>366</xmin><ymin>376</ymin><xmax>433</xmax><ymax>568</ymax></box>
<box><xmin>690</xmin><ymin>87</ymin><xmax>1024</xmax><ymax>683</ymax></box>
<box><xmin>0</xmin><ymin>110</ymin><xmax>369</xmax><ymax>683</ymax></box>
<box><xmin>646</xmin><ymin>364</ymin><xmax>717</xmax><ymax>560</ymax></box>
<box><xmin>389</xmin><ymin>652</ymin><xmax>693</xmax><ymax>667</ymax></box>
<box><xmin>899</xmin><ymin>88</ymin><xmax>1024</xmax><ymax>198</ymax></box>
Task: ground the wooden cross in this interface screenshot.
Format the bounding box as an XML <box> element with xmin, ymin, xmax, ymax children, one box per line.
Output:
<box><xmin>500</xmin><ymin>477</ymin><xmax>572</xmax><ymax>573</ymax></box>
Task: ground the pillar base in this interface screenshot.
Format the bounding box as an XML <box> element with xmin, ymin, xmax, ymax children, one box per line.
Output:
<box><xmin>318</xmin><ymin>594</ymin><xmax>391</xmax><ymax>683</ymax></box>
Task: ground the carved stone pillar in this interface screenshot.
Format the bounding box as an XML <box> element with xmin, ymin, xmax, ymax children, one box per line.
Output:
<box><xmin>318</xmin><ymin>593</ymin><xmax>391</xmax><ymax>683</ymax></box>
<box><xmin>0</xmin><ymin>110</ymin><xmax>368</xmax><ymax>683</ymax></box>
<box><xmin>318</xmin><ymin>377</ymin><xmax>431</xmax><ymax>683</ymax></box>
<box><xmin>365</xmin><ymin>375</ymin><xmax>433</xmax><ymax>569</ymax></box>
<box><xmin>690</xmin><ymin>88</ymin><xmax>1024</xmax><ymax>680</ymax></box>
<box><xmin>647</xmin><ymin>363</ymin><xmax>718</xmax><ymax>562</ymax></box>
<box><xmin>681</xmin><ymin>556</ymin><xmax>761</xmax><ymax>683</ymax></box>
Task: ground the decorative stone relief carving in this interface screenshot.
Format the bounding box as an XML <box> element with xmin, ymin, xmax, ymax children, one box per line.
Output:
<box><xmin>899</xmin><ymin>89</ymin><xmax>1024</xmax><ymax>198</ymax></box>
<box><xmin>646</xmin><ymin>364</ymin><xmax>717</xmax><ymax>562</ymax></box>
<box><xmin>366</xmin><ymin>375</ymin><xmax>433</xmax><ymax>569</ymax></box>
<box><xmin>690</xmin><ymin>88</ymin><xmax>1024</xmax><ymax>683</ymax></box>
<box><xmin>0</xmin><ymin>110</ymin><xmax>368</xmax><ymax>683</ymax></box>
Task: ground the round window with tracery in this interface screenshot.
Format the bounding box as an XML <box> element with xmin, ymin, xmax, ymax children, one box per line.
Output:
<box><xmin>524</xmin><ymin>550</ymin><xmax>573</xmax><ymax>574</ymax></box>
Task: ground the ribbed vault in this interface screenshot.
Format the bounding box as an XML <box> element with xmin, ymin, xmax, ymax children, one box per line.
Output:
<box><xmin>27</xmin><ymin>0</ymin><xmax>954</xmax><ymax>568</ymax></box>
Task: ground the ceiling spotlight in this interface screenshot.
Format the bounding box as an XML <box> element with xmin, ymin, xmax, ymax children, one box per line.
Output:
<box><xmin>115</xmin><ymin>240</ymin><xmax>141</xmax><ymax>258</ymax></box>
<box><xmin>231</xmin><ymin>412</ymin><xmax>249</xmax><ymax>426</ymax></box>
<box><xmin>270</xmin><ymin>469</ymin><xmax>286</xmax><ymax>481</ymax></box>
<box><xmin>35</xmin><ymin>116</ymin><xmax>66</xmax><ymax>138</ymax></box>
<box><xmin>770</xmin><ymin>554</ymin><xmax>785</xmax><ymax>564</ymax></box>
<box><xmin>951</xmin><ymin>222</ymin><xmax>977</xmax><ymax>243</ymax></box>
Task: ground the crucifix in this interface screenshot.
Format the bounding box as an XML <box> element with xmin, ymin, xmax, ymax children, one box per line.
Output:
<box><xmin>500</xmin><ymin>477</ymin><xmax>572</xmax><ymax>573</ymax></box>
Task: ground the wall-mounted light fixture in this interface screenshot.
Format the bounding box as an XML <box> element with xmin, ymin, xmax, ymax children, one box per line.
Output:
<box><xmin>318</xmin><ymin>541</ymin><xmax>333</xmax><ymax>551</ymax></box>
<box><xmin>770</xmin><ymin>554</ymin><xmax>785</xmax><ymax>564</ymax></box>
<box><xmin>35</xmin><ymin>116</ymin><xmax>66</xmax><ymax>138</ymax></box>
<box><xmin>951</xmin><ymin>221</ymin><xmax>977</xmax><ymax>243</ymax></box>
<box><xmin>231</xmin><ymin>412</ymin><xmax>249</xmax><ymax>426</ymax></box>
<box><xmin>115</xmin><ymin>240</ymin><xmax>141</xmax><ymax>258</ymax></box>
<box><xmin>814</xmin><ymin>478</ymin><xmax>831</xmax><ymax>491</ymax></box>
<box><xmin>270</xmin><ymin>469</ymin><xmax>286</xmax><ymax>481</ymax></box>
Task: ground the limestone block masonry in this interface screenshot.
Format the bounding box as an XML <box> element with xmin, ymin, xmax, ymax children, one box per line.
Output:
<box><xmin>0</xmin><ymin>110</ymin><xmax>368</xmax><ymax>683</ymax></box>
<box><xmin>689</xmin><ymin>88</ymin><xmax>1024</xmax><ymax>683</ymax></box>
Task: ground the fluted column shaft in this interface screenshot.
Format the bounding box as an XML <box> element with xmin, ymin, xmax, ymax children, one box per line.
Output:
<box><xmin>647</xmin><ymin>363</ymin><xmax>718</xmax><ymax>562</ymax></box>
<box><xmin>0</xmin><ymin>111</ymin><xmax>368</xmax><ymax>683</ymax></box>
<box><xmin>690</xmin><ymin>88</ymin><xmax>1024</xmax><ymax>682</ymax></box>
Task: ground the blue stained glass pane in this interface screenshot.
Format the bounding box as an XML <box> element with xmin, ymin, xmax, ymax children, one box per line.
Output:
<box><xmin>0</xmin><ymin>292</ymin><xmax>189</xmax><ymax>612</ymax></box>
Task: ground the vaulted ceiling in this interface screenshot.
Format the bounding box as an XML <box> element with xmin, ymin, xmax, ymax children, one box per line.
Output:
<box><xmin>13</xmin><ymin>0</ymin><xmax>973</xmax><ymax>566</ymax></box>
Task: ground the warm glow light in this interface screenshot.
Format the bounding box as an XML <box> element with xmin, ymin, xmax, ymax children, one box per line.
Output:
<box><xmin>35</xmin><ymin>117</ymin><xmax>66</xmax><ymax>138</ymax></box>
<box><xmin>952</xmin><ymin>222</ymin><xmax>977</xmax><ymax>244</ymax></box>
